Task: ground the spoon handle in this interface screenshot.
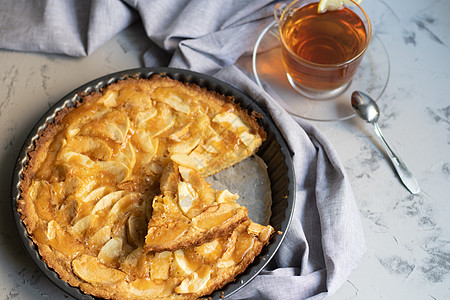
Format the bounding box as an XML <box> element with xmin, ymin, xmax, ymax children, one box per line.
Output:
<box><xmin>373</xmin><ymin>123</ymin><xmax>421</xmax><ymax>194</ymax></box>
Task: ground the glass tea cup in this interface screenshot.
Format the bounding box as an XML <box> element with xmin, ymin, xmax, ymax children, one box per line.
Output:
<box><xmin>274</xmin><ymin>0</ymin><xmax>372</xmax><ymax>100</ymax></box>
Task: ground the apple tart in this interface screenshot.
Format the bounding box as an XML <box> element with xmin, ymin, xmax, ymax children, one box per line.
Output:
<box><xmin>145</xmin><ymin>161</ymin><xmax>250</xmax><ymax>252</ymax></box>
<box><xmin>18</xmin><ymin>75</ymin><xmax>274</xmax><ymax>299</ymax></box>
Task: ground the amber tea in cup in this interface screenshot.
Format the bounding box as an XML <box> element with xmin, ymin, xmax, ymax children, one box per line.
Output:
<box><xmin>276</xmin><ymin>0</ymin><xmax>372</xmax><ymax>99</ymax></box>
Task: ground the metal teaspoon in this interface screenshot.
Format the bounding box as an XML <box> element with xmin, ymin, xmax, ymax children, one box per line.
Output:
<box><xmin>351</xmin><ymin>91</ymin><xmax>420</xmax><ymax>194</ymax></box>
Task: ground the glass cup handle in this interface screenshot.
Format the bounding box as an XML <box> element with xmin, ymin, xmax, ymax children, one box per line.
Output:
<box><xmin>274</xmin><ymin>3</ymin><xmax>286</xmax><ymax>24</ymax></box>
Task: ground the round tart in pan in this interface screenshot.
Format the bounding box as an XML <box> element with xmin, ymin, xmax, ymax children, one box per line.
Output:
<box><xmin>12</xmin><ymin>68</ymin><xmax>295</xmax><ymax>299</ymax></box>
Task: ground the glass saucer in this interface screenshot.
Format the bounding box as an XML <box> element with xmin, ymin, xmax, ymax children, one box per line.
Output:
<box><xmin>252</xmin><ymin>20</ymin><xmax>390</xmax><ymax>122</ymax></box>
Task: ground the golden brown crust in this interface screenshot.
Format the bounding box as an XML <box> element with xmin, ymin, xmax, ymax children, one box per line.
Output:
<box><xmin>18</xmin><ymin>75</ymin><xmax>271</xmax><ymax>299</ymax></box>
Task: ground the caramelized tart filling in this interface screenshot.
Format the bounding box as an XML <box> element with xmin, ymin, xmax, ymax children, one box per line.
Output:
<box><xmin>18</xmin><ymin>76</ymin><xmax>273</xmax><ymax>299</ymax></box>
<box><xmin>145</xmin><ymin>162</ymin><xmax>249</xmax><ymax>252</ymax></box>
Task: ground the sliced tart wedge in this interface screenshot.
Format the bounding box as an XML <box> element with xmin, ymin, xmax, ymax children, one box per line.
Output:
<box><xmin>144</xmin><ymin>162</ymin><xmax>250</xmax><ymax>252</ymax></box>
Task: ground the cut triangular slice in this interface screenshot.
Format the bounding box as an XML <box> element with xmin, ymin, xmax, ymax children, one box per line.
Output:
<box><xmin>173</xmin><ymin>220</ymin><xmax>275</xmax><ymax>297</ymax></box>
<box><xmin>122</xmin><ymin>220</ymin><xmax>274</xmax><ymax>298</ymax></box>
<box><xmin>144</xmin><ymin>162</ymin><xmax>249</xmax><ymax>252</ymax></box>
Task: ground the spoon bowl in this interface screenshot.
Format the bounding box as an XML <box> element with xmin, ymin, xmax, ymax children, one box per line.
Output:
<box><xmin>351</xmin><ymin>91</ymin><xmax>380</xmax><ymax>124</ymax></box>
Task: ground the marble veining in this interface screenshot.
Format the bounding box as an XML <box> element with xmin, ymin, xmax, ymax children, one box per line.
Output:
<box><xmin>40</xmin><ymin>64</ymin><xmax>52</xmax><ymax>100</ymax></box>
<box><xmin>412</xmin><ymin>17</ymin><xmax>445</xmax><ymax>47</ymax></box>
<box><xmin>427</xmin><ymin>105</ymin><xmax>450</xmax><ymax>125</ymax></box>
<box><xmin>0</xmin><ymin>65</ymin><xmax>18</xmax><ymax>117</ymax></box>
<box><xmin>378</xmin><ymin>255</ymin><xmax>415</xmax><ymax>278</ymax></box>
<box><xmin>420</xmin><ymin>231</ymin><xmax>450</xmax><ymax>283</ymax></box>
<box><xmin>402</xmin><ymin>31</ymin><xmax>417</xmax><ymax>46</ymax></box>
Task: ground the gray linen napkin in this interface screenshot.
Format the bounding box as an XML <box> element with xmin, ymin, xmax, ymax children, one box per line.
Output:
<box><xmin>0</xmin><ymin>0</ymin><xmax>365</xmax><ymax>299</ymax></box>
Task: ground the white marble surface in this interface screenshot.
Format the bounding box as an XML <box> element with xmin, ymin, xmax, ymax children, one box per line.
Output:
<box><xmin>0</xmin><ymin>1</ymin><xmax>449</xmax><ymax>299</ymax></box>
